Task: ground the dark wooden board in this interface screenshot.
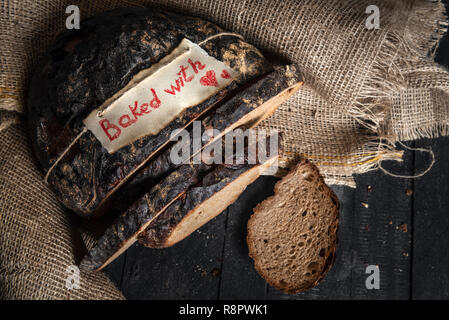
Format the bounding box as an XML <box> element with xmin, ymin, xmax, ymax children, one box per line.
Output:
<box><xmin>103</xmin><ymin>253</ymin><xmax>127</xmax><ymax>291</ymax></box>
<box><xmin>218</xmin><ymin>176</ymin><xmax>277</xmax><ymax>300</ymax></box>
<box><xmin>412</xmin><ymin>136</ymin><xmax>449</xmax><ymax>299</ymax></box>
<box><xmin>113</xmin><ymin>211</ymin><xmax>227</xmax><ymax>300</ymax></box>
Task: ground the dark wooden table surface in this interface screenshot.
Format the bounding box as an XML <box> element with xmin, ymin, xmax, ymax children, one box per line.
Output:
<box><xmin>104</xmin><ymin>9</ymin><xmax>449</xmax><ymax>300</ymax></box>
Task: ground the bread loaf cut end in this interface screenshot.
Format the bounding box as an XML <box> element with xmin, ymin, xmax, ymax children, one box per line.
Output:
<box><xmin>163</xmin><ymin>156</ymin><xmax>279</xmax><ymax>247</ymax></box>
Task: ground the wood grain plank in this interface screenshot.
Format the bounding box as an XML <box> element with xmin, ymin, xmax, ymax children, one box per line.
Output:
<box><xmin>412</xmin><ymin>136</ymin><xmax>449</xmax><ymax>299</ymax></box>
<box><xmin>218</xmin><ymin>176</ymin><xmax>277</xmax><ymax>300</ymax></box>
<box><xmin>349</xmin><ymin>164</ymin><xmax>413</xmax><ymax>300</ymax></box>
<box><xmin>117</xmin><ymin>212</ymin><xmax>227</xmax><ymax>299</ymax></box>
<box><xmin>103</xmin><ymin>252</ymin><xmax>127</xmax><ymax>292</ymax></box>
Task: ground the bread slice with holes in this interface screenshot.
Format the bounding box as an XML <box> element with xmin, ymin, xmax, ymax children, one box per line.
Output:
<box><xmin>247</xmin><ymin>160</ymin><xmax>339</xmax><ymax>294</ymax></box>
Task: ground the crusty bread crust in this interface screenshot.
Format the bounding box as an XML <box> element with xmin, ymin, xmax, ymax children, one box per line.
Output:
<box><xmin>247</xmin><ymin>159</ymin><xmax>339</xmax><ymax>294</ymax></box>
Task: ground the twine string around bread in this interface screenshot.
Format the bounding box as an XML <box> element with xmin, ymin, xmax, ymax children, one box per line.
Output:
<box><xmin>43</xmin><ymin>32</ymin><xmax>244</xmax><ymax>184</ymax></box>
<box><xmin>44</xmin><ymin>127</ymin><xmax>87</xmax><ymax>182</ymax></box>
<box><xmin>197</xmin><ymin>32</ymin><xmax>243</xmax><ymax>45</ymax></box>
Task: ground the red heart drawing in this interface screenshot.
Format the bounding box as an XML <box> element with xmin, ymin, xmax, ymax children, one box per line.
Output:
<box><xmin>200</xmin><ymin>70</ymin><xmax>218</xmax><ymax>87</ymax></box>
<box><xmin>221</xmin><ymin>69</ymin><xmax>231</xmax><ymax>79</ymax></box>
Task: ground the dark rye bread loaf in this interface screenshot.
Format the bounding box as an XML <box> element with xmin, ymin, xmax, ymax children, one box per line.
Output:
<box><xmin>247</xmin><ymin>160</ymin><xmax>339</xmax><ymax>294</ymax></box>
<box><xmin>86</xmin><ymin>64</ymin><xmax>302</xmax><ymax>219</ymax></box>
<box><xmin>28</xmin><ymin>8</ymin><xmax>272</xmax><ymax>218</ymax></box>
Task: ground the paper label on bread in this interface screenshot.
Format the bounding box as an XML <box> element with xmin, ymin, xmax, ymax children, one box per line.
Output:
<box><xmin>83</xmin><ymin>38</ymin><xmax>237</xmax><ymax>153</ymax></box>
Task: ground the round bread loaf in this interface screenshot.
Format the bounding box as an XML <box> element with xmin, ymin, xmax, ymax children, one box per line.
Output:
<box><xmin>28</xmin><ymin>8</ymin><xmax>272</xmax><ymax>217</ymax></box>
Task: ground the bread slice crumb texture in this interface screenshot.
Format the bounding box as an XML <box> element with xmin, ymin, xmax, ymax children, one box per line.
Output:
<box><xmin>247</xmin><ymin>160</ymin><xmax>339</xmax><ymax>294</ymax></box>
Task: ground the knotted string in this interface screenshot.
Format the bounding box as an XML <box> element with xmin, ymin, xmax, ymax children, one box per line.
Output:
<box><xmin>378</xmin><ymin>141</ymin><xmax>435</xmax><ymax>179</ymax></box>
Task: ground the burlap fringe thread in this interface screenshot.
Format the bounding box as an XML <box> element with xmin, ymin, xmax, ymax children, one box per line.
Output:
<box><xmin>339</xmin><ymin>0</ymin><xmax>448</xmax><ymax>181</ymax></box>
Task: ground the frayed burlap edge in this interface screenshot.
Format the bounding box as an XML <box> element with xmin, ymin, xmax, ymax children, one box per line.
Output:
<box><xmin>339</xmin><ymin>0</ymin><xmax>448</xmax><ymax>177</ymax></box>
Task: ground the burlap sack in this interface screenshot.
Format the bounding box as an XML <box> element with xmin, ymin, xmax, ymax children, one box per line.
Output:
<box><xmin>1</xmin><ymin>0</ymin><xmax>448</xmax><ymax>299</ymax></box>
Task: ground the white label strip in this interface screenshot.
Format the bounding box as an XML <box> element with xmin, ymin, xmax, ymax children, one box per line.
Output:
<box><xmin>83</xmin><ymin>38</ymin><xmax>237</xmax><ymax>153</ymax></box>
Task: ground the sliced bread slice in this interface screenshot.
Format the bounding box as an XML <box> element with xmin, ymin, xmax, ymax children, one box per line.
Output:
<box><xmin>247</xmin><ymin>160</ymin><xmax>339</xmax><ymax>294</ymax></box>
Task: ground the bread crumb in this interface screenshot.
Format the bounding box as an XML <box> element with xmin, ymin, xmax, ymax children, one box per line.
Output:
<box><xmin>211</xmin><ymin>268</ymin><xmax>221</xmax><ymax>277</ymax></box>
